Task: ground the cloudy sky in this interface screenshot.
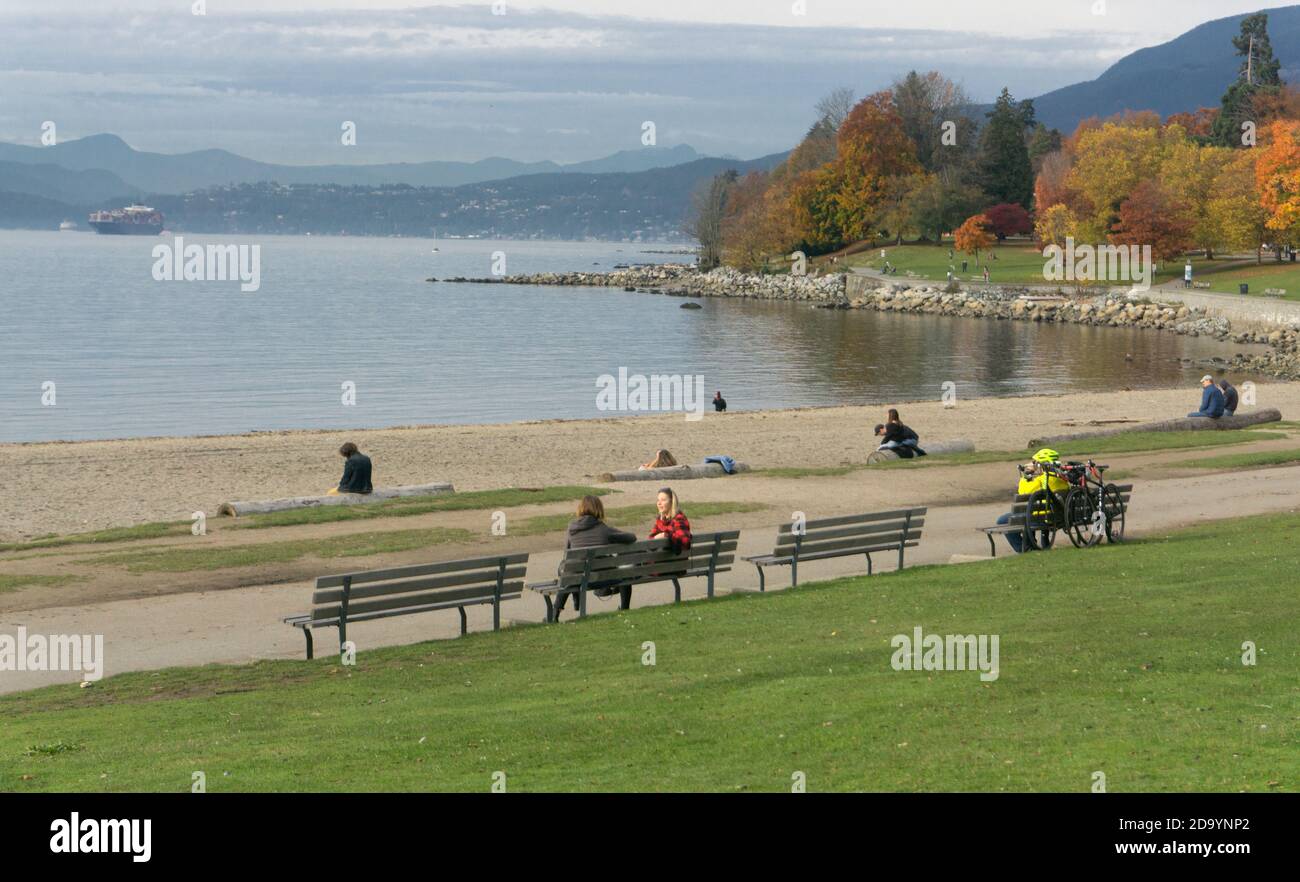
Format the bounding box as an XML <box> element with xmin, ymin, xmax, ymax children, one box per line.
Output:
<box><xmin>0</xmin><ymin>1</ymin><xmax>1274</xmax><ymax>165</ymax></box>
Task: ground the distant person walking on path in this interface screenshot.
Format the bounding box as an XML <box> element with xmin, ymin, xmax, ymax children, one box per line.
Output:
<box><xmin>1184</xmin><ymin>262</ymin><xmax>1193</xmax><ymax>289</ymax></box>
<box><xmin>553</xmin><ymin>495</ymin><xmax>638</xmax><ymax>618</ymax></box>
<box><xmin>713</xmin><ymin>391</ymin><xmax>727</xmax><ymax>412</ymax></box>
<box><xmin>983</xmin><ymin>266</ymin><xmax>990</xmax><ymax>283</ymax></box>
<box><xmin>328</xmin><ymin>442</ymin><xmax>372</xmax><ymax>495</ymax></box>
<box><xmin>1220</xmin><ymin>379</ymin><xmax>1239</xmax><ymax>416</ymax></box>
<box><xmin>1188</xmin><ymin>375</ymin><xmax>1226</xmax><ymax>419</ymax></box>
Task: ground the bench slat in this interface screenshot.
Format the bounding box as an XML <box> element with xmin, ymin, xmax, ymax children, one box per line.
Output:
<box><xmin>558</xmin><ymin>560</ymin><xmax>691</xmax><ymax>588</ymax></box>
<box><xmin>313</xmin><ymin>582</ymin><xmax>524</xmax><ymax>620</ymax></box>
<box><xmin>775</xmin><ymin>529</ymin><xmax>922</xmax><ymax>558</ymax></box>
<box><xmin>304</xmin><ymin>592</ymin><xmax>523</xmax><ymax>628</ymax></box>
<box><xmin>777</xmin><ymin>508</ymin><xmax>926</xmax><ymax>534</ymax></box>
<box><xmin>778</xmin><ymin>517</ymin><xmax>926</xmax><ymax>546</ymax></box>
<box><xmin>313</xmin><ymin>564</ymin><xmax>528</xmax><ymax>604</ymax></box>
<box><xmin>315</xmin><ymin>553</ymin><xmax>529</xmax><ymax>589</ymax></box>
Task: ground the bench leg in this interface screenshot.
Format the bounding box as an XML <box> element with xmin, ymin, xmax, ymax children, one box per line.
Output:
<box><xmin>865</xmin><ymin>552</ymin><xmax>873</xmax><ymax>576</ymax></box>
<box><xmin>897</xmin><ymin>544</ymin><xmax>905</xmax><ymax>571</ymax></box>
<box><xmin>791</xmin><ymin>558</ymin><xmax>798</xmax><ymax>588</ymax></box>
<box><xmin>458</xmin><ymin>606</ymin><xmax>467</xmax><ymax>636</ymax></box>
<box><xmin>754</xmin><ymin>564</ymin><xmax>766</xmax><ymax>593</ymax></box>
<box><xmin>619</xmin><ymin>585</ymin><xmax>632</xmax><ymax>611</ymax></box>
<box><xmin>672</xmin><ymin>578</ymin><xmax>682</xmax><ymax>604</ymax></box>
<box><xmin>301</xmin><ymin>627</ymin><xmax>314</xmax><ymax>661</ymax></box>
<box><xmin>543</xmin><ymin>596</ymin><xmax>555</xmax><ymax>624</ymax></box>
<box><xmin>987</xmin><ymin>533</ymin><xmax>997</xmax><ymax>558</ymax></box>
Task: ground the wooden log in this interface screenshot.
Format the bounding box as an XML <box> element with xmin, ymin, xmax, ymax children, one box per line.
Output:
<box><xmin>1029</xmin><ymin>409</ymin><xmax>1281</xmax><ymax>448</ymax></box>
<box><xmin>866</xmin><ymin>439</ymin><xmax>975</xmax><ymax>464</ymax></box>
<box><xmin>219</xmin><ymin>482</ymin><xmax>455</xmax><ymax>517</ymax></box>
<box><xmin>599</xmin><ymin>462</ymin><xmax>751</xmax><ymax>483</ymax></box>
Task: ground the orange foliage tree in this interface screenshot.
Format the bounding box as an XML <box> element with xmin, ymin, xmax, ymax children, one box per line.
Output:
<box><xmin>954</xmin><ymin>214</ymin><xmax>995</xmax><ymax>260</ymax></box>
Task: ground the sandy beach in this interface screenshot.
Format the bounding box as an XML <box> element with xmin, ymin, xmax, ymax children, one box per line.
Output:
<box><xmin>4</xmin><ymin>383</ymin><xmax>1300</xmax><ymax>542</ymax></box>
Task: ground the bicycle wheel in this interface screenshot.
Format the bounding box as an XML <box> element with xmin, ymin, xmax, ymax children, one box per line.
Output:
<box><xmin>1101</xmin><ymin>484</ymin><xmax>1127</xmax><ymax>543</ymax></box>
<box><xmin>1065</xmin><ymin>488</ymin><xmax>1101</xmax><ymax>548</ymax></box>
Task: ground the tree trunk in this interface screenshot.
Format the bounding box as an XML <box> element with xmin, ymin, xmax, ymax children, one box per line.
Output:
<box><xmin>1028</xmin><ymin>409</ymin><xmax>1281</xmax><ymax>448</ymax></box>
<box><xmin>219</xmin><ymin>483</ymin><xmax>455</xmax><ymax>516</ymax></box>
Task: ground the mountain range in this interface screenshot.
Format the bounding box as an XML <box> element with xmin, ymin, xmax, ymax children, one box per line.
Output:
<box><xmin>1</xmin><ymin>6</ymin><xmax>1297</xmax><ymax>238</ymax></box>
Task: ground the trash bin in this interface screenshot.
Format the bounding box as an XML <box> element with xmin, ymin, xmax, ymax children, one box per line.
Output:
<box><xmin>1240</xmin><ymin>283</ymin><xmax>1249</xmax><ymax>295</ymax></box>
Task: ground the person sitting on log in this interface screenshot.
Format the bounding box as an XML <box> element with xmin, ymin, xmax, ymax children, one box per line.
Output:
<box><xmin>1219</xmin><ymin>379</ymin><xmax>1239</xmax><ymax>417</ymax></box>
<box><xmin>639</xmin><ymin>449</ymin><xmax>678</xmax><ymax>471</ymax></box>
<box><xmin>1188</xmin><ymin>376</ymin><xmax>1226</xmax><ymax>419</ymax></box>
<box><xmin>328</xmin><ymin>442</ymin><xmax>373</xmax><ymax>495</ymax></box>
<box><xmin>874</xmin><ymin>409</ymin><xmax>927</xmax><ymax>458</ymax></box>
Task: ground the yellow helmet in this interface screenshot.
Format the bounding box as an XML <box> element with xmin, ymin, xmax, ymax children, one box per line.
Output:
<box><xmin>1032</xmin><ymin>448</ymin><xmax>1060</xmax><ymax>464</ymax></box>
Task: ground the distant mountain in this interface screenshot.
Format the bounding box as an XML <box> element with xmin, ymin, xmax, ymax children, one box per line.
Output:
<box><xmin>1032</xmin><ymin>4</ymin><xmax>1300</xmax><ymax>133</ymax></box>
<box><xmin>0</xmin><ymin>134</ymin><xmax>705</xmax><ymax>195</ymax></box>
<box><xmin>0</xmin><ymin>151</ymin><xmax>788</xmax><ymax>240</ymax></box>
<box><xmin>0</xmin><ymin>161</ymin><xmax>137</xmax><ymax>206</ymax></box>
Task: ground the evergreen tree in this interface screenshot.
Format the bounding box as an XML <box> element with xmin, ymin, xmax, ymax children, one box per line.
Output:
<box><xmin>977</xmin><ymin>88</ymin><xmax>1034</xmax><ymax>208</ymax></box>
<box><xmin>1211</xmin><ymin>13</ymin><xmax>1284</xmax><ymax>147</ymax></box>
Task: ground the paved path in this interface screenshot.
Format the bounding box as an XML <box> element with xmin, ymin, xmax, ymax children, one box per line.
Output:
<box><xmin>3</xmin><ymin>465</ymin><xmax>1297</xmax><ymax>694</ymax></box>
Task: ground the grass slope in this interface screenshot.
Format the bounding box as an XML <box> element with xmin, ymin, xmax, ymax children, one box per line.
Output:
<box><xmin>2</xmin><ymin>512</ymin><xmax>1295</xmax><ymax>792</ymax></box>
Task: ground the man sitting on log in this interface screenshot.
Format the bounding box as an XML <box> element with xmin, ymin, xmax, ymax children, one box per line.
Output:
<box><xmin>328</xmin><ymin>442</ymin><xmax>373</xmax><ymax>495</ymax></box>
<box><xmin>1188</xmin><ymin>376</ymin><xmax>1226</xmax><ymax>420</ymax></box>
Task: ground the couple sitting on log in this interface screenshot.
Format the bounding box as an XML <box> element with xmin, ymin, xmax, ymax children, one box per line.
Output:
<box><xmin>874</xmin><ymin>409</ymin><xmax>927</xmax><ymax>459</ymax></box>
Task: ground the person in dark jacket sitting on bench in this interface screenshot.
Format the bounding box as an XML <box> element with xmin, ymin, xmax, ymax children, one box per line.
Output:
<box><xmin>329</xmin><ymin>442</ymin><xmax>373</xmax><ymax>495</ymax></box>
<box><xmin>553</xmin><ymin>495</ymin><xmax>637</xmax><ymax>618</ymax></box>
<box><xmin>1188</xmin><ymin>375</ymin><xmax>1226</xmax><ymax>419</ymax></box>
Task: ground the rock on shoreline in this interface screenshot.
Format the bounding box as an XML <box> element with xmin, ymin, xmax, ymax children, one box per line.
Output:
<box><xmin>433</xmin><ymin>265</ymin><xmax>1300</xmax><ymax>379</ymax></box>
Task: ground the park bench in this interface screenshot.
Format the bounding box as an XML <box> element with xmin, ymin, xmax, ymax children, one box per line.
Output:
<box><xmin>1193</xmin><ymin>282</ymin><xmax>1212</xmax><ymax>290</ymax></box>
<box><xmin>1264</xmin><ymin>288</ymin><xmax>1287</xmax><ymax>298</ymax></box>
<box><xmin>977</xmin><ymin>485</ymin><xmax>1133</xmax><ymax>557</ymax></box>
<box><xmin>528</xmin><ymin>531</ymin><xmax>740</xmax><ymax>622</ymax></box>
<box><xmin>283</xmin><ymin>553</ymin><xmax>528</xmax><ymax>659</ymax></box>
<box><xmin>743</xmin><ymin>509</ymin><xmax>926</xmax><ymax>591</ymax></box>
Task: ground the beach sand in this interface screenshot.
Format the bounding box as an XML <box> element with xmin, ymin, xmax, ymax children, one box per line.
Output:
<box><xmin>4</xmin><ymin>383</ymin><xmax>1299</xmax><ymax>542</ymax></box>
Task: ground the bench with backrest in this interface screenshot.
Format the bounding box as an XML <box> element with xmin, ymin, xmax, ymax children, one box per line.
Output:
<box><xmin>1264</xmin><ymin>288</ymin><xmax>1288</xmax><ymax>298</ymax></box>
<box><xmin>283</xmin><ymin>553</ymin><xmax>528</xmax><ymax>659</ymax></box>
<box><xmin>743</xmin><ymin>509</ymin><xmax>925</xmax><ymax>591</ymax></box>
<box><xmin>977</xmin><ymin>485</ymin><xmax>1132</xmax><ymax>557</ymax></box>
<box><xmin>527</xmin><ymin>531</ymin><xmax>739</xmax><ymax>622</ymax></box>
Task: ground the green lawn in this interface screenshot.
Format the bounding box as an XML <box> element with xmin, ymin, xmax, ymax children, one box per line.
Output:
<box><xmin>0</xmin><ymin>574</ymin><xmax>82</xmax><ymax>595</ymax></box>
<box><xmin>2</xmin><ymin>512</ymin><xmax>1294</xmax><ymax>792</ymax></box>
<box><xmin>1178</xmin><ymin>447</ymin><xmax>1300</xmax><ymax>470</ymax></box>
<box><xmin>842</xmin><ymin>241</ymin><xmax>1300</xmax><ymax>299</ymax></box>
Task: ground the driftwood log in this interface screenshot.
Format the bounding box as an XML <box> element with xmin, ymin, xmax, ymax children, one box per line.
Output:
<box><xmin>599</xmin><ymin>462</ymin><xmax>750</xmax><ymax>483</ymax></box>
<box><xmin>866</xmin><ymin>439</ymin><xmax>975</xmax><ymax>464</ymax></box>
<box><xmin>219</xmin><ymin>482</ymin><xmax>455</xmax><ymax>517</ymax></box>
<box><xmin>1029</xmin><ymin>409</ymin><xmax>1282</xmax><ymax>448</ymax></box>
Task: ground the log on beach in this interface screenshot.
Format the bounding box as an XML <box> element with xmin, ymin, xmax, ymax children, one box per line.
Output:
<box><xmin>599</xmin><ymin>462</ymin><xmax>751</xmax><ymax>483</ymax></box>
<box><xmin>866</xmin><ymin>440</ymin><xmax>975</xmax><ymax>464</ymax></box>
<box><xmin>218</xmin><ymin>483</ymin><xmax>455</xmax><ymax>517</ymax></box>
<box><xmin>1029</xmin><ymin>409</ymin><xmax>1282</xmax><ymax>448</ymax></box>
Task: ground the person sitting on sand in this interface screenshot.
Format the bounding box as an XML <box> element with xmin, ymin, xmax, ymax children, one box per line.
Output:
<box><xmin>639</xmin><ymin>449</ymin><xmax>678</xmax><ymax>471</ymax></box>
<box><xmin>328</xmin><ymin>442</ymin><xmax>372</xmax><ymax>495</ymax></box>
<box><xmin>1188</xmin><ymin>375</ymin><xmax>1226</xmax><ymax>419</ymax></box>
<box><xmin>1220</xmin><ymin>379</ymin><xmax>1239</xmax><ymax>416</ymax></box>
<box><xmin>713</xmin><ymin>391</ymin><xmax>727</xmax><ymax>413</ymax></box>
<box><xmin>874</xmin><ymin>409</ymin><xmax>927</xmax><ymax>459</ymax></box>
<box><xmin>552</xmin><ymin>495</ymin><xmax>637</xmax><ymax>619</ymax></box>
<box><xmin>994</xmin><ymin>449</ymin><xmax>1070</xmax><ymax>554</ymax></box>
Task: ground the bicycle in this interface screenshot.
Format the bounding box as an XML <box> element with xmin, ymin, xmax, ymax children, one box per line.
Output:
<box><xmin>1061</xmin><ymin>460</ymin><xmax>1127</xmax><ymax>548</ymax></box>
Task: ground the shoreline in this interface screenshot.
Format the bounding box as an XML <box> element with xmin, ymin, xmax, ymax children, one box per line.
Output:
<box><xmin>6</xmin><ymin>384</ymin><xmax>1300</xmax><ymax>542</ymax></box>
<box><xmin>443</xmin><ymin>265</ymin><xmax>1300</xmax><ymax>379</ymax></box>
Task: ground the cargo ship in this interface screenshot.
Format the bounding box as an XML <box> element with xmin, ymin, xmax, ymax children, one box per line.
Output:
<box><xmin>88</xmin><ymin>204</ymin><xmax>164</xmax><ymax>235</ymax></box>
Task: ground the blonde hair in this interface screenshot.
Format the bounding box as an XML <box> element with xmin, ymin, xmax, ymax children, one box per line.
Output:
<box><xmin>646</xmin><ymin>449</ymin><xmax>677</xmax><ymax>469</ymax></box>
<box><xmin>576</xmin><ymin>495</ymin><xmax>605</xmax><ymax>520</ymax></box>
<box><xmin>657</xmin><ymin>487</ymin><xmax>679</xmax><ymax>519</ymax></box>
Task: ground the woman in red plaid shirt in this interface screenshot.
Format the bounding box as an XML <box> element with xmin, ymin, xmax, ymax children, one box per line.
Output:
<box><xmin>650</xmin><ymin>487</ymin><xmax>692</xmax><ymax>551</ymax></box>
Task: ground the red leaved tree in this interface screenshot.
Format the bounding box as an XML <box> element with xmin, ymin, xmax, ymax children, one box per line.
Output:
<box><xmin>982</xmin><ymin>202</ymin><xmax>1033</xmax><ymax>240</ymax></box>
<box><xmin>1108</xmin><ymin>179</ymin><xmax>1194</xmax><ymax>261</ymax></box>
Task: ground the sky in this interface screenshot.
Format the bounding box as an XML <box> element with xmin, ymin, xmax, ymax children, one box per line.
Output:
<box><xmin>0</xmin><ymin>1</ymin><xmax>1280</xmax><ymax>165</ymax></box>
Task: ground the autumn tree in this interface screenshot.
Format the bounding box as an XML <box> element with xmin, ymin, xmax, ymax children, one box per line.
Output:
<box><xmin>906</xmin><ymin>170</ymin><xmax>987</xmax><ymax>243</ymax></box>
<box><xmin>983</xmin><ymin>202</ymin><xmax>1032</xmax><ymax>239</ymax></box>
<box><xmin>1034</xmin><ymin>203</ymin><xmax>1077</xmax><ymax>249</ymax></box>
<box><xmin>1066</xmin><ymin>120</ymin><xmax>1165</xmax><ymax>242</ymax></box>
<box><xmin>1159</xmin><ymin>136</ymin><xmax>1234</xmax><ymax>258</ymax></box>
<box><xmin>1254</xmin><ymin>119</ymin><xmax>1300</xmax><ymax>257</ymax></box>
<box><xmin>1207</xmin><ymin>150</ymin><xmax>1270</xmax><ymax>262</ymax></box>
<box><xmin>686</xmin><ymin>170</ymin><xmax>738</xmax><ymax>270</ymax></box>
<box><xmin>955</xmin><ymin>214</ymin><xmax>995</xmax><ymax>260</ymax></box>
<box><xmin>891</xmin><ymin>70</ymin><xmax>978</xmax><ymax>173</ymax></box>
<box><xmin>1109</xmin><ymin>180</ymin><xmax>1195</xmax><ymax>261</ymax></box>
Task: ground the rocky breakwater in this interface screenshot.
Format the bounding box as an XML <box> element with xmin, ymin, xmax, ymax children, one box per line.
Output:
<box><xmin>437</xmin><ymin>264</ymin><xmax>849</xmax><ymax>302</ymax></box>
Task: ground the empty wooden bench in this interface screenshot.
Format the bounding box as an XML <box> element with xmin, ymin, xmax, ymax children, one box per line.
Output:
<box><xmin>527</xmin><ymin>531</ymin><xmax>739</xmax><ymax>622</ymax></box>
<box><xmin>977</xmin><ymin>485</ymin><xmax>1132</xmax><ymax>557</ymax></box>
<box><xmin>283</xmin><ymin>553</ymin><xmax>528</xmax><ymax>659</ymax></box>
<box><xmin>743</xmin><ymin>509</ymin><xmax>925</xmax><ymax>591</ymax></box>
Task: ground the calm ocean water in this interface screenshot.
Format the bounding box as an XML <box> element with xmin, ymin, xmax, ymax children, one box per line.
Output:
<box><xmin>0</xmin><ymin>229</ymin><xmax>1243</xmax><ymax>443</ymax></box>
